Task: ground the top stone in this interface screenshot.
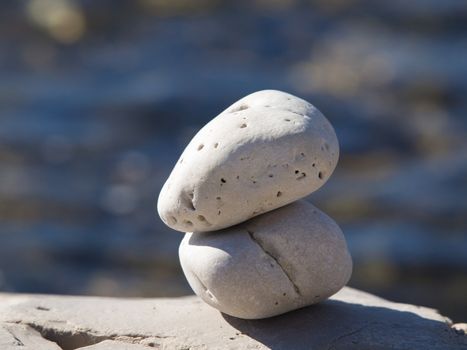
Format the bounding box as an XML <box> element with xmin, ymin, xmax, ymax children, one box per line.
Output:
<box><xmin>157</xmin><ymin>90</ymin><xmax>339</xmax><ymax>232</ymax></box>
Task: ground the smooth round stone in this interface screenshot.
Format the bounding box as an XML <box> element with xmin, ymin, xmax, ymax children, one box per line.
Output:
<box><xmin>158</xmin><ymin>90</ymin><xmax>339</xmax><ymax>232</ymax></box>
<box><xmin>179</xmin><ymin>200</ymin><xmax>352</xmax><ymax>319</ymax></box>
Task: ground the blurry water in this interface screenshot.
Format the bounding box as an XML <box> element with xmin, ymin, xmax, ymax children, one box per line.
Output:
<box><xmin>0</xmin><ymin>1</ymin><xmax>466</xmax><ymax>321</ymax></box>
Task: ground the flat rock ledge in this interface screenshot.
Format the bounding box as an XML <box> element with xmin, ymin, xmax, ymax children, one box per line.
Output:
<box><xmin>0</xmin><ymin>288</ymin><xmax>465</xmax><ymax>350</ymax></box>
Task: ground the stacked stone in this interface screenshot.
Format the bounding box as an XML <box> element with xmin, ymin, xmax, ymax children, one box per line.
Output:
<box><xmin>157</xmin><ymin>90</ymin><xmax>352</xmax><ymax>319</ymax></box>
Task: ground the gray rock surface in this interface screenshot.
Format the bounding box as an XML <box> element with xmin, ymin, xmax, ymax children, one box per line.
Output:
<box><xmin>0</xmin><ymin>287</ymin><xmax>465</xmax><ymax>350</ymax></box>
<box><xmin>157</xmin><ymin>90</ymin><xmax>339</xmax><ymax>232</ymax></box>
<box><xmin>179</xmin><ymin>200</ymin><xmax>352</xmax><ymax>319</ymax></box>
<box><xmin>78</xmin><ymin>340</ymin><xmax>151</xmax><ymax>349</ymax></box>
<box><xmin>0</xmin><ymin>323</ymin><xmax>61</xmax><ymax>350</ymax></box>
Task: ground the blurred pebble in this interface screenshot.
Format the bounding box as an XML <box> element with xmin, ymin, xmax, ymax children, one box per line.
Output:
<box><xmin>116</xmin><ymin>151</ymin><xmax>150</xmax><ymax>183</ymax></box>
<box><xmin>100</xmin><ymin>185</ymin><xmax>139</xmax><ymax>215</ymax></box>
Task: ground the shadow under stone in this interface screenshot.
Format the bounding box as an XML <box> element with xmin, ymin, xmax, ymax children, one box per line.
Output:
<box><xmin>222</xmin><ymin>298</ymin><xmax>466</xmax><ymax>350</ymax></box>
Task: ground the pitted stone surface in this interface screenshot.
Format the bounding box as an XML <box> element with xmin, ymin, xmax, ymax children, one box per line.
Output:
<box><xmin>157</xmin><ymin>90</ymin><xmax>338</xmax><ymax>232</ymax></box>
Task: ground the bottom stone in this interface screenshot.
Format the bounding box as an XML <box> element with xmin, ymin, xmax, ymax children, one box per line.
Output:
<box><xmin>180</xmin><ymin>200</ymin><xmax>353</xmax><ymax>319</ymax></box>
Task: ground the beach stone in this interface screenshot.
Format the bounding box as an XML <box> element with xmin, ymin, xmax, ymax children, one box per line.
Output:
<box><xmin>157</xmin><ymin>90</ymin><xmax>339</xmax><ymax>232</ymax></box>
<box><xmin>0</xmin><ymin>288</ymin><xmax>465</xmax><ymax>349</ymax></box>
<box><xmin>179</xmin><ymin>200</ymin><xmax>352</xmax><ymax>319</ymax></box>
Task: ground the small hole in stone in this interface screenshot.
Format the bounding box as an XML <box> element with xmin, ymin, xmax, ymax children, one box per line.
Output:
<box><xmin>240</xmin><ymin>123</ymin><xmax>247</xmax><ymax>128</ymax></box>
<box><xmin>300</xmin><ymin>152</ymin><xmax>305</xmax><ymax>157</ymax></box>
<box><xmin>295</xmin><ymin>170</ymin><xmax>300</xmax><ymax>174</ymax></box>
<box><xmin>324</xmin><ymin>143</ymin><xmax>330</xmax><ymax>151</ymax></box>
<box><xmin>265</xmin><ymin>104</ymin><xmax>270</xmax><ymax>107</ymax></box>
<box><xmin>312</xmin><ymin>163</ymin><xmax>316</xmax><ymax>167</ymax></box>
<box><xmin>197</xmin><ymin>215</ymin><xmax>206</xmax><ymax>222</ymax></box>
<box><xmin>197</xmin><ymin>144</ymin><xmax>204</xmax><ymax>151</ymax></box>
<box><xmin>36</xmin><ymin>306</ymin><xmax>50</xmax><ymax>311</ymax></box>
<box><xmin>275</xmin><ymin>302</ymin><xmax>279</xmax><ymax>305</ymax></box>
<box><xmin>236</xmin><ymin>175</ymin><xmax>240</xmax><ymax>179</ymax></box>
<box><xmin>217</xmin><ymin>210</ymin><xmax>221</xmax><ymax>215</ymax></box>
<box><xmin>214</xmin><ymin>142</ymin><xmax>219</xmax><ymax>148</ymax></box>
<box><xmin>221</xmin><ymin>178</ymin><xmax>226</xmax><ymax>183</ymax></box>
<box><xmin>216</xmin><ymin>196</ymin><xmax>221</xmax><ymax>200</ymax></box>
<box><xmin>284</xmin><ymin>119</ymin><xmax>291</xmax><ymax>122</ymax></box>
<box><xmin>184</xmin><ymin>220</ymin><xmax>193</xmax><ymax>227</ymax></box>
<box><xmin>296</xmin><ymin>172</ymin><xmax>306</xmax><ymax>180</ymax></box>
<box><xmin>230</xmin><ymin>104</ymin><xmax>249</xmax><ymax>113</ymax></box>
<box><xmin>252</xmin><ymin>180</ymin><xmax>257</xmax><ymax>184</ymax></box>
<box><xmin>169</xmin><ymin>216</ymin><xmax>178</xmax><ymax>224</ymax></box>
<box><xmin>283</xmin><ymin>293</ymin><xmax>286</xmax><ymax>296</ymax></box>
<box><xmin>276</xmin><ymin>191</ymin><xmax>282</xmax><ymax>197</ymax></box>
<box><xmin>179</xmin><ymin>158</ymin><xmax>184</xmax><ymax>164</ymax></box>
<box><xmin>183</xmin><ymin>191</ymin><xmax>196</xmax><ymax>211</ymax></box>
<box><xmin>268</xmin><ymin>174</ymin><xmax>274</xmax><ymax>178</ymax></box>
<box><xmin>318</xmin><ymin>171</ymin><xmax>323</xmax><ymax>179</ymax></box>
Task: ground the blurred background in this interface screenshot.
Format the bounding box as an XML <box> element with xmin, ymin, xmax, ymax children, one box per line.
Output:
<box><xmin>0</xmin><ymin>0</ymin><xmax>466</xmax><ymax>322</ymax></box>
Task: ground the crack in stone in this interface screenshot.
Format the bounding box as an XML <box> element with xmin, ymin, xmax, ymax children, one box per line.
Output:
<box><xmin>190</xmin><ymin>271</ymin><xmax>217</xmax><ymax>302</ymax></box>
<box><xmin>246</xmin><ymin>230</ymin><xmax>301</xmax><ymax>296</ymax></box>
<box><xmin>5</xmin><ymin>326</ymin><xmax>25</xmax><ymax>347</ymax></box>
<box><xmin>326</xmin><ymin>324</ymin><xmax>369</xmax><ymax>350</ymax></box>
<box><xmin>6</xmin><ymin>321</ymin><xmax>172</xmax><ymax>350</ymax></box>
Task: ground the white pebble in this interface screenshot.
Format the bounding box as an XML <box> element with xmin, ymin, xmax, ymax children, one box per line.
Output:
<box><xmin>158</xmin><ymin>90</ymin><xmax>339</xmax><ymax>232</ymax></box>
<box><xmin>179</xmin><ymin>200</ymin><xmax>352</xmax><ymax>319</ymax></box>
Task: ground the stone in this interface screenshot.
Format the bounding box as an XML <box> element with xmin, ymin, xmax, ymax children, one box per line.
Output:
<box><xmin>453</xmin><ymin>323</ymin><xmax>467</xmax><ymax>334</ymax></box>
<box><xmin>179</xmin><ymin>200</ymin><xmax>352</xmax><ymax>319</ymax></box>
<box><xmin>0</xmin><ymin>288</ymin><xmax>465</xmax><ymax>349</ymax></box>
<box><xmin>78</xmin><ymin>340</ymin><xmax>151</xmax><ymax>349</ymax></box>
<box><xmin>157</xmin><ymin>90</ymin><xmax>339</xmax><ymax>232</ymax></box>
<box><xmin>0</xmin><ymin>323</ymin><xmax>61</xmax><ymax>350</ymax></box>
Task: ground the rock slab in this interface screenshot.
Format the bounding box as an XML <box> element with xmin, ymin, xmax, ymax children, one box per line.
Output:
<box><xmin>0</xmin><ymin>288</ymin><xmax>465</xmax><ymax>350</ymax></box>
